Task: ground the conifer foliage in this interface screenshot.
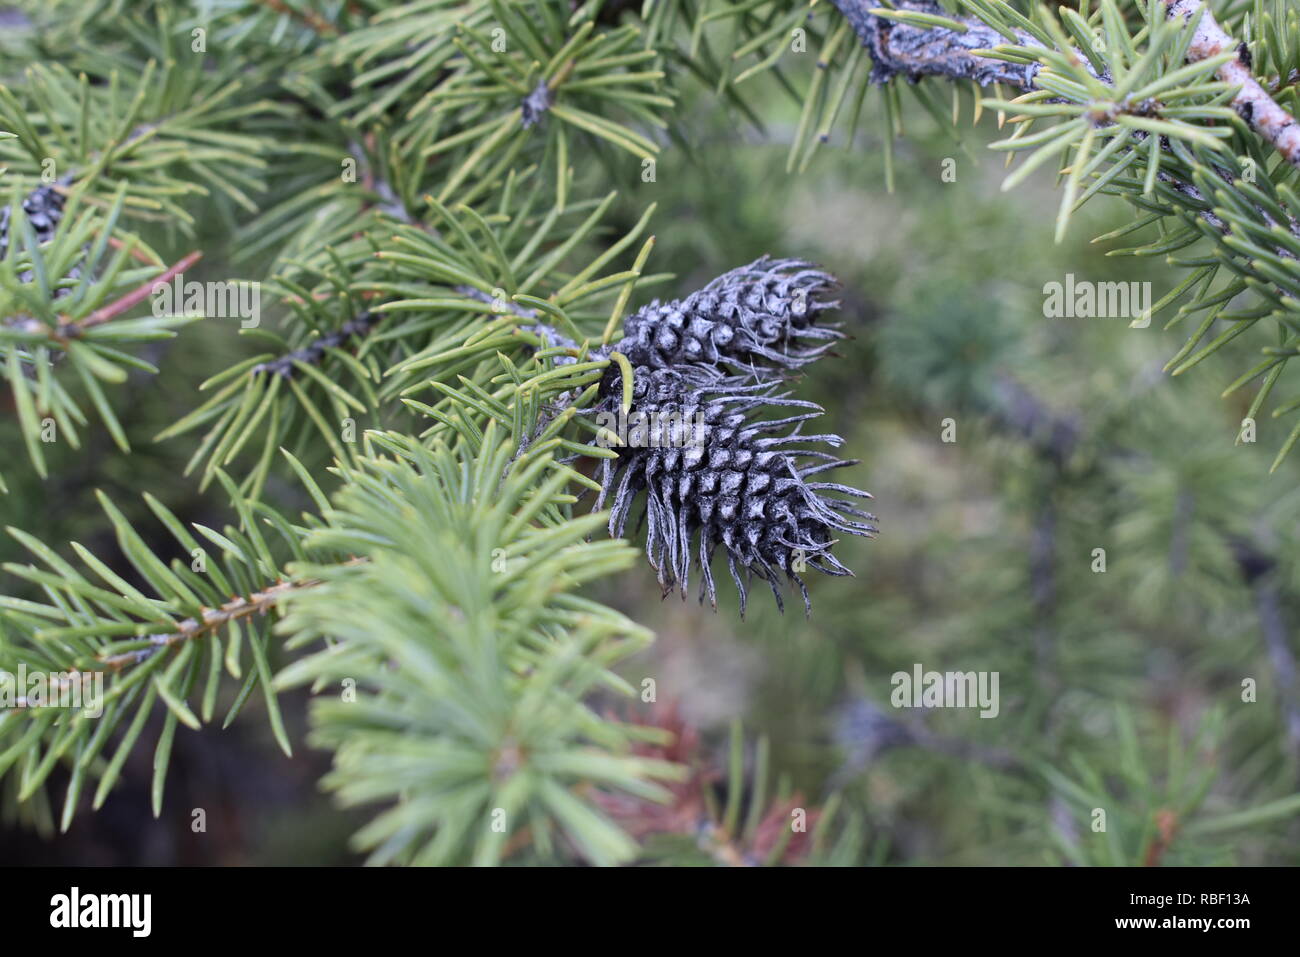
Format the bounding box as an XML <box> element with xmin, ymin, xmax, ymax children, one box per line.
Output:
<box><xmin>2</xmin><ymin>0</ymin><xmax>1300</xmax><ymax>866</ymax></box>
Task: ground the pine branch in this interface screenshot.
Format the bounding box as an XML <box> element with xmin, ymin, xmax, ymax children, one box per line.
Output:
<box><xmin>250</xmin><ymin>310</ymin><xmax>383</xmax><ymax>378</ymax></box>
<box><xmin>452</xmin><ymin>284</ymin><xmax>581</xmax><ymax>354</ymax></box>
<box><xmin>274</xmin><ymin>428</ymin><xmax>676</xmax><ymax>866</ymax></box>
<box><xmin>95</xmin><ymin>577</ymin><xmax>314</xmax><ymax>675</ymax></box>
<box><xmin>0</xmin><ymin>183</ymin><xmax>200</xmax><ymax>478</ymax></box>
<box><xmin>1167</xmin><ymin>0</ymin><xmax>1300</xmax><ymax>170</ymax></box>
<box><xmin>833</xmin><ymin>0</ymin><xmax>1041</xmax><ymax>87</ymax></box>
<box><xmin>833</xmin><ymin>0</ymin><xmax>1300</xmax><ymax>170</ymax></box>
<box><xmin>825</xmin><ymin>1</ymin><xmax>1249</xmax><ymax>240</ymax></box>
<box><xmin>1</xmin><ymin>576</ymin><xmax>318</xmax><ymax>709</ymax></box>
<box><xmin>53</xmin><ymin>251</ymin><xmax>200</xmax><ymax>342</ymax></box>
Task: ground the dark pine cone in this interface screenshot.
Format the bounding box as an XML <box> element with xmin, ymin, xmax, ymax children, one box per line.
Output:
<box><xmin>0</xmin><ymin>183</ymin><xmax>67</xmax><ymax>260</ymax></box>
<box><xmin>0</xmin><ymin>183</ymin><xmax>78</xmax><ymax>292</ymax></box>
<box><xmin>614</xmin><ymin>256</ymin><xmax>842</xmax><ymax>375</ymax></box>
<box><xmin>595</xmin><ymin>366</ymin><xmax>875</xmax><ymax>616</ymax></box>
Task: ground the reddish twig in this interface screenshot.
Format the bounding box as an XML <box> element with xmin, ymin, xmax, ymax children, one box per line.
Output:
<box><xmin>107</xmin><ymin>235</ymin><xmax>163</xmax><ymax>267</ymax></box>
<box><xmin>61</xmin><ymin>249</ymin><xmax>202</xmax><ymax>338</ymax></box>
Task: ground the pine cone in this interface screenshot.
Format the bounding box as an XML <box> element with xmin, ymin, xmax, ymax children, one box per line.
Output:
<box><xmin>525</xmin><ymin>255</ymin><xmax>872</xmax><ymax>614</ymax></box>
<box><xmin>595</xmin><ymin>365</ymin><xmax>875</xmax><ymax>616</ymax></box>
<box><xmin>0</xmin><ymin>183</ymin><xmax>74</xmax><ymax>290</ymax></box>
<box><xmin>614</xmin><ymin>256</ymin><xmax>842</xmax><ymax>375</ymax></box>
<box><xmin>0</xmin><ymin>183</ymin><xmax>66</xmax><ymax>260</ymax></box>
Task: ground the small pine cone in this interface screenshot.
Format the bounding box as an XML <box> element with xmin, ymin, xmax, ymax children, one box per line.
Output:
<box><xmin>0</xmin><ymin>184</ymin><xmax>67</xmax><ymax>260</ymax></box>
<box><xmin>0</xmin><ymin>184</ymin><xmax>78</xmax><ymax>292</ymax></box>
<box><xmin>595</xmin><ymin>366</ymin><xmax>874</xmax><ymax>616</ymax></box>
<box><xmin>614</xmin><ymin>256</ymin><xmax>842</xmax><ymax>375</ymax></box>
